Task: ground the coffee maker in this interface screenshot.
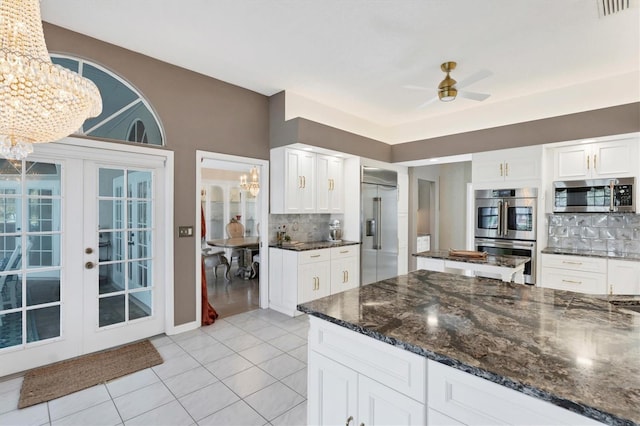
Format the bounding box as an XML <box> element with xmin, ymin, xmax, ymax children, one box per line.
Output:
<box><xmin>328</xmin><ymin>219</ymin><xmax>342</xmax><ymax>242</ymax></box>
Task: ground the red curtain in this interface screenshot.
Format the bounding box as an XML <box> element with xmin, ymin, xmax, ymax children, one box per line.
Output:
<box><xmin>201</xmin><ymin>205</ymin><xmax>218</xmax><ymax>325</ymax></box>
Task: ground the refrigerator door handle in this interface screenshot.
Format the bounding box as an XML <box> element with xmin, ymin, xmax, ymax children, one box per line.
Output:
<box><xmin>502</xmin><ymin>201</ymin><xmax>509</xmax><ymax>237</ymax></box>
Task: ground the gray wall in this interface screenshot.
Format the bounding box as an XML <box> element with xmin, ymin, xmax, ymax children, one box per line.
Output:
<box><xmin>44</xmin><ymin>23</ymin><xmax>269</xmax><ymax>326</ymax></box>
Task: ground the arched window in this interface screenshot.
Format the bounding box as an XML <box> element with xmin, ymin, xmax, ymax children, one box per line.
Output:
<box><xmin>127</xmin><ymin>119</ymin><xmax>148</xmax><ymax>144</ymax></box>
<box><xmin>50</xmin><ymin>55</ymin><xmax>164</xmax><ymax>146</ymax></box>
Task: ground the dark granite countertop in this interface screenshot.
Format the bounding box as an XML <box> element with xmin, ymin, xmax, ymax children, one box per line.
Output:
<box><xmin>414</xmin><ymin>250</ymin><xmax>530</xmax><ymax>267</ymax></box>
<box><xmin>298</xmin><ymin>270</ymin><xmax>640</xmax><ymax>426</ymax></box>
<box><xmin>269</xmin><ymin>240</ymin><xmax>360</xmax><ymax>251</ymax></box>
<box><xmin>542</xmin><ymin>247</ymin><xmax>640</xmax><ymax>261</ymax></box>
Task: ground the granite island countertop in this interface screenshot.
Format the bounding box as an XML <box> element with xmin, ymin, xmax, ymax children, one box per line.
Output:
<box><xmin>269</xmin><ymin>240</ymin><xmax>360</xmax><ymax>251</ymax></box>
<box><xmin>414</xmin><ymin>249</ymin><xmax>530</xmax><ymax>267</ymax></box>
<box><xmin>542</xmin><ymin>246</ymin><xmax>640</xmax><ymax>261</ymax></box>
<box><xmin>297</xmin><ymin>270</ymin><xmax>640</xmax><ymax>426</ymax></box>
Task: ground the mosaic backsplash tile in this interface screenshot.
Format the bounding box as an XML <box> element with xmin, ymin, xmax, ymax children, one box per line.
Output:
<box><xmin>268</xmin><ymin>213</ymin><xmax>344</xmax><ymax>243</ymax></box>
<box><xmin>547</xmin><ymin>213</ymin><xmax>640</xmax><ymax>254</ymax></box>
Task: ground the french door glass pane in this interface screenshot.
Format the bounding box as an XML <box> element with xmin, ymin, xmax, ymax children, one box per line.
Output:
<box><xmin>27</xmin><ymin>306</ymin><xmax>60</xmax><ymax>342</ymax></box>
<box><xmin>97</xmin><ymin>167</ymin><xmax>153</xmax><ymax>327</ymax></box>
<box><xmin>0</xmin><ymin>160</ymin><xmax>62</xmax><ymax>349</ymax></box>
<box><xmin>26</xmin><ymin>271</ymin><xmax>60</xmax><ymax>306</ymax></box>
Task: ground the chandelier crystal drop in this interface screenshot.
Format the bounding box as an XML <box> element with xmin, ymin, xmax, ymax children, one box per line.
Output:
<box><xmin>0</xmin><ymin>0</ymin><xmax>102</xmax><ymax>160</ymax></box>
<box><xmin>240</xmin><ymin>166</ymin><xmax>260</xmax><ymax>196</ymax></box>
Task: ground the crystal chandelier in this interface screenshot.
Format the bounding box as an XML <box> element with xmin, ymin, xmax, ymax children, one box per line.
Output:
<box><xmin>0</xmin><ymin>0</ymin><xmax>102</xmax><ymax>160</ymax></box>
<box><xmin>240</xmin><ymin>166</ymin><xmax>260</xmax><ymax>197</ymax></box>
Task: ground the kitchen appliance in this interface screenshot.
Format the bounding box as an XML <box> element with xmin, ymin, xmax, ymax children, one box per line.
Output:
<box><xmin>553</xmin><ymin>178</ymin><xmax>635</xmax><ymax>213</ymax></box>
<box><xmin>475</xmin><ymin>188</ymin><xmax>537</xmax><ymax>241</ymax></box>
<box><xmin>328</xmin><ymin>219</ymin><xmax>342</xmax><ymax>242</ymax></box>
<box><xmin>361</xmin><ymin>167</ymin><xmax>398</xmax><ymax>285</ymax></box>
<box><xmin>475</xmin><ymin>238</ymin><xmax>537</xmax><ymax>284</ymax></box>
<box><xmin>474</xmin><ymin>188</ymin><xmax>538</xmax><ymax>284</ymax></box>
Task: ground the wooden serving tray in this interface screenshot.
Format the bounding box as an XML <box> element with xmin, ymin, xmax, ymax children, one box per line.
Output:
<box><xmin>448</xmin><ymin>249</ymin><xmax>488</xmax><ymax>259</ymax></box>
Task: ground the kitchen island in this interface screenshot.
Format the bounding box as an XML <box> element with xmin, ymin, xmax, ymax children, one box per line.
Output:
<box><xmin>298</xmin><ymin>270</ymin><xmax>640</xmax><ymax>426</ymax></box>
<box><xmin>414</xmin><ymin>250</ymin><xmax>530</xmax><ymax>283</ymax></box>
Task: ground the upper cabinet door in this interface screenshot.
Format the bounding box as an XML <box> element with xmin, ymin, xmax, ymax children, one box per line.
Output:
<box><xmin>317</xmin><ymin>154</ymin><xmax>344</xmax><ymax>213</ymax></box>
<box><xmin>298</xmin><ymin>150</ymin><xmax>316</xmax><ymax>213</ymax></box>
<box><xmin>554</xmin><ymin>139</ymin><xmax>637</xmax><ymax>181</ymax></box>
<box><xmin>592</xmin><ymin>140</ymin><xmax>637</xmax><ymax>179</ymax></box>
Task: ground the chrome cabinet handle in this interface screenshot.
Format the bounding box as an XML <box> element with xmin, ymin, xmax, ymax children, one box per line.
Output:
<box><xmin>310</xmin><ymin>254</ymin><xmax>321</xmax><ymax>258</ymax></box>
<box><xmin>594</xmin><ymin>154</ymin><xmax>597</xmax><ymax>169</ymax></box>
<box><xmin>499</xmin><ymin>163</ymin><xmax>503</xmax><ymax>176</ymax></box>
<box><xmin>346</xmin><ymin>270</ymin><xmax>349</xmax><ymax>282</ymax></box>
<box><xmin>587</xmin><ymin>155</ymin><xmax>590</xmax><ymax>170</ymax></box>
<box><xmin>562</xmin><ymin>279</ymin><xmax>582</xmax><ymax>284</ymax></box>
<box><xmin>298</xmin><ymin>176</ymin><xmax>302</xmax><ymax>188</ymax></box>
<box><xmin>505</xmin><ymin>162</ymin><xmax>509</xmax><ymax>176</ymax></box>
<box><xmin>302</xmin><ymin>176</ymin><xmax>306</xmax><ymax>188</ymax></box>
<box><xmin>562</xmin><ymin>260</ymin><xmax>582</xmax><ymax>265</ymax></box>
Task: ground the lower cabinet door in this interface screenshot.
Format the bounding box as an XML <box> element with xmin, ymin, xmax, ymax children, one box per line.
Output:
<box><xmin>308</xmin><ymin>351</ymin><xmax>358</xmax><ymax>426</ymax></box>
<box><xmin>358</xmin><ymin>375</ymin><xmax>425</xmax><ymax>426</ymax></box>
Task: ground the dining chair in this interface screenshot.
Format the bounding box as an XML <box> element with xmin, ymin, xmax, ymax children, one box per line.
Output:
<box><xmin>225</xmin><ymin>219</ymin><xmax>245</xmax><ymax>273</ymax></box>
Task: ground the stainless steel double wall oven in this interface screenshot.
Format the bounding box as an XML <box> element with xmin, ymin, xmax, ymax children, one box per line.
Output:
<box><xmin>474</xmin><ymin>188</ymin><xmax>538</xmax><ymax>284</ymax></box>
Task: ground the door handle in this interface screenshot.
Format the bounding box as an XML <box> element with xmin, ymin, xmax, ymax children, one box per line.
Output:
<box><xmin>346</xmin><ymin>416</ymin><xmax>353</xmax><ymax>426</ymax></box>
<box><xmin>85</xmin><ymin>247</ymin><xmax>93</xmax><ymax>254</ymax></box>
<box><xmin>85</xmin><ymin>261</ymin><xmax>95</xmax><ymax>269</ymax></box>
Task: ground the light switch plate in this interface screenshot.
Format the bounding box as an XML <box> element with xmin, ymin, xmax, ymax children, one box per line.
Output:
<box><xmin>178</xmin><ymin>226</ymin><xmax>193</xmax><ymax>237</ymax></box>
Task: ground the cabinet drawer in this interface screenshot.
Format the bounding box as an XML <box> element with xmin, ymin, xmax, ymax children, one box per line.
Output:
<box><xmin>331</xmin><ymin>245</ymin><xmax>358</xmax><ymax>259</ymax></box>
<box><xmin>541</xmin><ymin>254</ymin><xmax>606</xmax><ymax>273</ymax></box>
<box><xmin>541</xmin><ymin>267</ymin><xmax>606</xmax><ymax>294</ymax></box>
<box><xmin>427</xmin><ymin>360</ymin><xmax>602</xmax><ymax>425</ymax></box>
<box><xmin>298</xmin><ymin>248</ymin><xmax>330</xmax><ymax>264</ymax></box>
<box><xmin>309</xmin><ymin>317</ymin><xmax>426</xmax><ymax>402</ymax></box>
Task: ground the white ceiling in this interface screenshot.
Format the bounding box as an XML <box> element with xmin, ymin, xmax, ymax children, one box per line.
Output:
<box><xmin>40</xmin><ymin>0</ymin><xmax>640</xmax><ymax>144</ymax></box>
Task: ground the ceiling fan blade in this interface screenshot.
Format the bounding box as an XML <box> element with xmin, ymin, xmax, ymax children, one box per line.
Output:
<box><xmin>456</xmin><ymin>69</ymin><xmax>492</xmax><ymax>89</ymax></box>
<box><xmin>403</xmin><ymin>84</ymin><xmax>432</xmax><ymax>92</ymax></box>
<box><xmin>458</xmin><ymin>90</ymin><xmax>491</xmax><ymax>102</ymax></box>
<box><xmin>417</xmin><ymin>96</ymin><xmax>439</xmax><ymax>108</ymax></box>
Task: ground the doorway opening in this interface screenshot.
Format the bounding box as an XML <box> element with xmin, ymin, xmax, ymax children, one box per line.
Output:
<box><xmin>196</xmin><ymin>152</ymin><xmax>268</xmax><ymax>320</ymax></box>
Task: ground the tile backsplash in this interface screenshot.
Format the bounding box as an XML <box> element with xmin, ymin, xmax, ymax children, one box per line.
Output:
<box><xmin>547</xmin><ymin>213</ymin><xmax>640</xmax><ymax>253</ymax></box>
<box><xmin>268</xmin><ymin>214</ymin><xmax>344</xmax><ymax>243</ymax></box>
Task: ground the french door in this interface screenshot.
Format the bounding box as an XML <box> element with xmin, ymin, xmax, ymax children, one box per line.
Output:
<box><xmin>0</xmin><ymin>141</ymin><xmax>168</xmax><ymax>376</ymax></box>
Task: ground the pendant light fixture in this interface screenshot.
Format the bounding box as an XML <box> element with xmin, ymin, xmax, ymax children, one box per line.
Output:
<box><xmin>0</xmin><ymin>0</ymin><xmax>102</xmax><ymax>160</ymax></box>
<box><xmin>240</xmin><ymin>166</ymin><xmax>260</xmax><ymax>197</ymax></box>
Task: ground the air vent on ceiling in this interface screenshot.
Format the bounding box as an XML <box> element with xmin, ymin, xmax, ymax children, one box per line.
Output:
<box><xmin>597</xmin><ymin>0</ymin><xmax>634</xmax><ymax>17</ymax></box>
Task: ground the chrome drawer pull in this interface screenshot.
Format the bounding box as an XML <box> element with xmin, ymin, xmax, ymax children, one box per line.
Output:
<box><xmin>562</xmin><ymin>261</ymin><xmax>582</xmax><ymax>265</ymax></box>
<box><xmin>562</xmin><ymin>279</ymin><xmax>582</xmax><ymax>284</ymax></box>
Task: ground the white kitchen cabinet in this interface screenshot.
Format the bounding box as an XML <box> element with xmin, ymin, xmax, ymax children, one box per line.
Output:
<box><xmin>330</xmin><ymin>245</ymin><xmax>360</xmax><ymax>294</ymax></box>
<box><xmin>316</xmin><ymin>154</ymin><xmax>343</xmax><ymax>213</ymax></box>
<box><xmin>271</xmin><ymin>147</ymin><xmax>347</xmax><ymax>214</ymax></box>
<box><xmin>308</xmin><ymin>318</ymin><xmax>426</xmax><ymax>426</ymax></box>
<box><xmin>308</xmin><ymin>316</ymin><xmax>599</xmax><ymax>426</ymax></box>
<box><xmin>607</xmin><ymin>259</ymin><xmax>640</xmax><ymax>295</ymax></box>
<box><xmin>540</xmin><ymin>253</ymin><xmax>607</xmax><ymax>294</ymax></box>
<box><xmin>427</xmin><ymin>360</ymin><xmax>602</xmax><ymax>426</ymax></box>
<box><xmin>472</xmin><ymin>145</ymin><xmax>542</xmax><ymax>188</ymax></box>
<box><xmin>299</xmin><ymin>254</ymin><xmax>331</xmax><ymax>304</ymax></box>
<box><xmin>269</xmin><ymin>245</ymin><xmax>360</xmax><ymax>316</ymax></box>
<box><xmin>270</xmin><ymin>147</ymin><xmax>316</xmax><ymax>213</ymax></box>
<box><xmin>553</xmin><ymin>139</ymin><xmax>638</xmax><ymax>181</ymax></box>
<box><xmin>308</xmin><ymin>351</ymin><xmax>358</xmax><ymax>426</ymax></box>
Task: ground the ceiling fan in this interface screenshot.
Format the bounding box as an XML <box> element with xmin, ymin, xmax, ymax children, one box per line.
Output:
<box><xmin>405</xmin><ymin>62</ymin><xmax>492</xmax><ymax>108</ymax></box>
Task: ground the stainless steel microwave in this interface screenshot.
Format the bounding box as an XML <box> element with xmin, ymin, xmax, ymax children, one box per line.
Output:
<box><xmin>553</xmin><ymin>178</ymin><xmax>635</xmax><ymax>213</ymax></box>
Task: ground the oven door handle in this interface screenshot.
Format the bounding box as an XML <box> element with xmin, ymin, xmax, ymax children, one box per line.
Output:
<box><xmin>502</xmin><ymin>201</ymin><xmax>509</xmax><ymax>237</ymax></box>
<box><xmin>475</xmin><ymin>238</ymin><xmax>535</xmax><ymax>249</ymax></box>
<box><xmin>497</xmin><ymin>200</ymin><xmax>503</xmax><ymax>236</ymax></box>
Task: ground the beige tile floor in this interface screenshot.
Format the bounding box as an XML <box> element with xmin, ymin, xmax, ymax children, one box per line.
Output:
<box><xmin>0</xmin><ymin>309</ymin><xmax>309</xmax><ymax>426</ymax></box>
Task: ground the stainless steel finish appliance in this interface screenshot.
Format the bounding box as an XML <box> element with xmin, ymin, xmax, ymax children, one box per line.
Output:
<box><xmin>361</xmin><ymin>167</ymin><xmax>398</xmax><ymax>285</ymax></box>
<box><xmin>475</xmin><ymin>188</ymin><xmax>537</xmax><ymax>241</ymax></box>
<box><xmin>475</xmin><ymin>238</ymin><xmax>537</xmax><ymax>284</ymax></box>
<box><xmin>328</xmin><ymin>219</ymin><xmax>342</xmax><ymax>242</ymax></box>
<box><xmin>475</xmin><ymin>188</ymin><xmax>538</xmax><ymax>284</ymax></box>
<box><xmin>553</xmin><ymin>177</ymin><xmax>635</xmax><ymax>213</ymax></box>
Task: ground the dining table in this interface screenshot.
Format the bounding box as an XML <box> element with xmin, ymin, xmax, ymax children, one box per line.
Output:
<box><xmin>207</xmin><ymin>237</ymin><xmax>260</xmax><ymax>280</ymax></box>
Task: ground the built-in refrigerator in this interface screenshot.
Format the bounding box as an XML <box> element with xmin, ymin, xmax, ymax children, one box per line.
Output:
<box><xmin>361</xmin><ymin>167</ymin><xmax>398</xmax><ymax>285</ymax></box>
